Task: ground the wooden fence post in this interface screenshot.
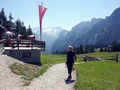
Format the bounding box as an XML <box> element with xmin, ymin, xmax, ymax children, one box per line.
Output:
<box><xmin>115</xmin><ymin>54</ymin><xmax>119</xmax><ymax>63</ymax></box>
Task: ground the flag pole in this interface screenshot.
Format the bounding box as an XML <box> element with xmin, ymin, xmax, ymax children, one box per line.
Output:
<box><xmin>41</xmin><ymin>2</ymin><xmax>43</xmax><ymax>41</ymax></box>
<box><xmin>39</xmin><ymin>2</ymin><xmax>42</xmax><ymax>41</ymax></box>
<box><xmin>39</xmin><ymin>2</ymin><xmax>47</xmax><ymax>41</ymax></box>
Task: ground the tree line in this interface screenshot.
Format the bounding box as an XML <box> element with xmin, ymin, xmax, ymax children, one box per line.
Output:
<box><xmin>52</xmin><ymin>45</ymin><xmax>95</xmax><ymax>54</ymax></box>
<box><xmin>0</xmin><ymin>8</ymin><xmax>33</xmax><ymax>39</ymax></box>
<box><xmin>52</xmin><ymin>41</ymin><xmax>120</xmax><ymax>54</ymax></box>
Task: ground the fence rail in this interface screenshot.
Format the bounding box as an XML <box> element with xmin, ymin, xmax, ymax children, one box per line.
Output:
<box><xmin>3</xmin><ymin>40</ymin><xmax>45</xmax><ymax>50</ymax></box>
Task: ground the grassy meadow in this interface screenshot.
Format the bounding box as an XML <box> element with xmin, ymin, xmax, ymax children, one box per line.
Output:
<box><xmin>10</xmin><ymin>52</ymin><xmax>120</xmax><ymax>89</ymax></box>
<box><xmin>75</xmin><ymin>52</ymin><xmax>120</xmax><ymax>90</ymax></box>
<box><xmin>41</xmin><ymin>52</ymin><xmax>120</xmax><ymax>90</ymax></box>
<box><xmin>41</xmin><ymin>54</ymin><xmax>66</xmax><ymax>65</ymax></box>
<box><xmin>75</xmin><ymin>61</ymin><xmax>120</xmax><ymax>90</ymax></box>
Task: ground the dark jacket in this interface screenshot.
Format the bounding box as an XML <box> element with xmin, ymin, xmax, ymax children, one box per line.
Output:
<box><xmin>66</xmin><ymin>51</ymin><xmax>76</xmax><ymax>64</ymax></box>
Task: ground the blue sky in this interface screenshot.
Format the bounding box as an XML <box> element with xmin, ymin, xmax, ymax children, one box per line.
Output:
<box><xmin>0</xmin><ymin>0</ymin><xmax>120</xmax><ymax>30</ymax></box>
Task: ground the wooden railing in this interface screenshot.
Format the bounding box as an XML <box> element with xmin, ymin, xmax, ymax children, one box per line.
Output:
<box><xmin>4</xmin><ymin>40</ymin><xmax>45</xmax><ymax>50</ymax></box>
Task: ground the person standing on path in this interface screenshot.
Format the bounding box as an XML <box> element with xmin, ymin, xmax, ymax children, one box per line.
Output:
<box><xmin>66</xmin><ymin>45</ymin><xmax>76</xmax><ymax>81</ymax></box>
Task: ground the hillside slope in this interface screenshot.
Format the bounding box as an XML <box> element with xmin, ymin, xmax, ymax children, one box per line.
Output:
<box><xmin>52</xmin><ymin>7</ymin><xmax>120</xmax><ymax>52</ymax></box>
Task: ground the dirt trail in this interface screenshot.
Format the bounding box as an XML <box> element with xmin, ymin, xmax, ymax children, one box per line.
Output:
<box><xmin>0</xmin><ymin>55</ymin><xmax>76</xmax><ymax>90</ymax></box>
<box><xmin>0</xmin><ymin>55</ymin><xmax>24</xmax><ymax>90</ymax></box>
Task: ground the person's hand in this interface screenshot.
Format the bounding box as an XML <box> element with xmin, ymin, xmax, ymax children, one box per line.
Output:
<box><xmin>72</xmin><ymin>62</ymin><xmax>74</xmax><ymax>65</ymax></box>
<box><xmin>65</xmin><ymin>62</ymin><xmax>67</xmax><ymax>65</ymax></box>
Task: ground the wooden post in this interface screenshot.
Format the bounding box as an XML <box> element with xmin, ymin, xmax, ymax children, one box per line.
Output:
<box><xmin>40</xmin><ymin>52</ymin><xmax>41</xmax><ymax>65</ymax></box>
<box><xmin>17</xmin><ymin>40</ymin><xmax>19</xmax><ymax>50</ymax></box>
<box><xmin>115</xmin><ymin>54</ymin><xmax>119</xmax><ymax>63</ymax></box>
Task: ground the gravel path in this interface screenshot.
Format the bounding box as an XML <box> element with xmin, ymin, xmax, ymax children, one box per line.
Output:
<box><xmin>0</xmin><ymin>55</ymin><xmax>24</xmax><ymax>90</ymax></box>
<box><xmin>0</xmin><ymin>55</ymin><xmax>77</xmax><ymax>90</ymax></box>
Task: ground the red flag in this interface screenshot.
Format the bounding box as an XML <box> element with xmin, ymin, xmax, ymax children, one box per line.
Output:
<box><xmin>38</xmin><ymin>5</ymin><xmax>47</xmax><ymax>40</ymax></box>
<box><xmin>42</xmin><ymin>8</ymin><xmax>47</xmax><ymax>18</ymax></box>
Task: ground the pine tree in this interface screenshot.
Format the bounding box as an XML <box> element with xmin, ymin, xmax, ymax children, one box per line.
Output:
<box><xmin>0</xmin><ymin>8</ymin><xmax>7</xmax><ymax>26</ymax></box>
<box><xmin>111</xmin><ymin>41</ymin><xmax>120</xmax><ymax>52</ymax></box>
<box><xmin>27</xmin><ymin>25</ymin><xmax>33</xmax><ymax>35</ymax></box>
<box><xmin>15</xmin><ymin>19</ymin><xmax>22</xmax><ymax>37</ymax></box>
<box><xmin>9</xmin><ymin>13</ymin><xmax>13</xmax><ymax>22</ymax></box>
<box><xmin>84</xmin><ymin>45</ymin><xmax>89</xmax><ymax>53</ymax></box>
<box><xmin>0</xmin><ymin>8</ymin><xmax>33</xmax><ymax>40</ymax></box>
<box><xmin>15</xmin><ymin>20</ymin><xmax>28</xmax><ymax>39</ymax></box>
<box><xmin>104</xmin><ymin>48</ymin><xmax>108</xmax><ymax>52</ymax></box>
<box><xmin>79</xmin><ymin>45</ymin><xmax>84</xmax><ymax>54</ymax></box>
<box><xmin>100</xmin><ymin>48</ymin><xmax>103</xmax><ymax>52</ymax></box>
<box><xmin>6</xmin><ymin>13</ymin><xmax>15</xmax><ymax>32</ymax></box>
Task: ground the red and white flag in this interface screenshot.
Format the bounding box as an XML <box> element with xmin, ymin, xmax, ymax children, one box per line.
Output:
<box><xmin>39</xmin><ymin>5</ymin><xmax>47</xmax><ymax>40</ymax></box>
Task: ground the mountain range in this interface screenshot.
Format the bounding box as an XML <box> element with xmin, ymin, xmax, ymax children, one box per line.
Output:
<box><xmin>52</xmin><ymin>7</ymin><xmax>120</xmax><ymax>53</ymax></box>
<box><xmin>33</xmin><ymin>7</ymin><xmax>120</xmax><ymax>53</ymax></box>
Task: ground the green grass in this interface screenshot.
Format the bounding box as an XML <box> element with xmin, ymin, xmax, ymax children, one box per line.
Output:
<box><xmin>41</xmin><ymin>53</ymin><xmax>66</xmax><ymax>65</ymax></box>
<box><xmin>10</xmin><ymin>52</ymin><xmax>120</xmax><ymax>89</ymax></box>
<box><xmin>0</xmin><ymin>44</ymin><xmax>3</xmax><ymax>53</ymax></box>
<box><xmin>10</xmin><ymin>63</ymin><xmax>49</xmax><ymax>86</ymax></box>
<box><xmin>75</xmin><ymin>61</ymin><xmax>120</xmax><ymax>90</ymax></box>
<box><xmin>76</xmin><ymin>52</ymin><xmax>120</xmax><ymax>62</ymax></box>
<box><xmin>10</xmin><ymin>53</ymin><xmax>66</xmax><ymax>86</ymax></box>
<box><xmin>75</xmin><ymin>52</ymin><xmax>120</xmax><ymax>90</ymax></box>
<box><xmin>41</xmin><ymin>52</ymin><xmax>120</xmax><ymax>89</ymax></box>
